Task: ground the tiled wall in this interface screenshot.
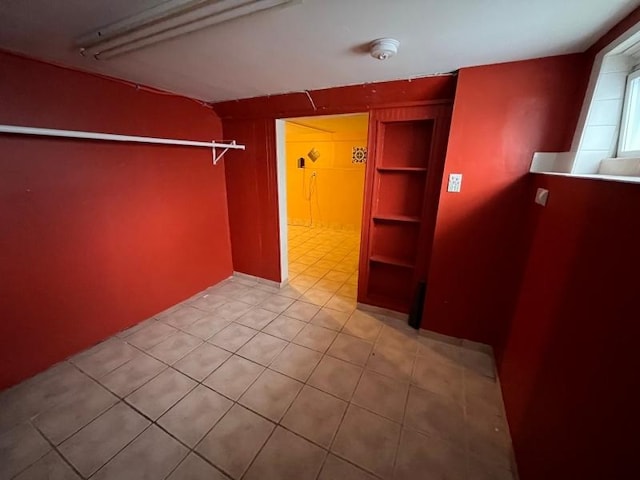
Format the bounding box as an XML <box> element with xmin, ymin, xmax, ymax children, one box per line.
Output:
<box><xmin>285</xmin><ymin>125</ymin><xmax>367</xmax><ymax>230</ymax></box>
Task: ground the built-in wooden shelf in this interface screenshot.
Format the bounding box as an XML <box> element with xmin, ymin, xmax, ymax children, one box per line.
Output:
<box><xmin>372</xmin><ymin>214</ymin><xmax>421</xmax><ymax>223</ymax></box>
<box><xmin>376</xmin><ymin>167</ymin><xmax>427</xmax><ymax>173</ymax></box>
<box><xmin>369</xmin><ymin>255</ymin><xmax>415</xmax><ymax>269</ymax></box>
<box><xmin>362</xmin><ymin>112</ymin><xmax>445</xmax><ymax>314</ymax></box>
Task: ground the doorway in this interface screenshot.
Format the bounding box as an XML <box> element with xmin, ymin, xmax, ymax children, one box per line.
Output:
<box><xmin>275</xmin><ymin>113</ymin><xmax>369</xmax><ymax>306</ymax></box>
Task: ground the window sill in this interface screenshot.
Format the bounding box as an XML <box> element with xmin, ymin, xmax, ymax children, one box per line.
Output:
<box><xmin>599</xmin><ymin>156</ymin><xmax>640</xmax><ymax>176</ymax></box>
<box><xmin>530</xmin><ymin>153</ymin><xmax>640</xmax><ymax>184</ymax></box>
<box><xmin>532</xmin><ymin>171</ymin><xmax>640</xmax><ymax>185</ymax></box>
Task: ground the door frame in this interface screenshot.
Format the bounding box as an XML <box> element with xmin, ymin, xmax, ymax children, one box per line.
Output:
<box><xmin>274</xmin><ymin>113</ymin><xmax>370</xmax><ymax>287</ymax></box>
<box><xmin>275</xmin><ymin>119</ymin><xmax>289</xmax><ymax>285</ymax></box>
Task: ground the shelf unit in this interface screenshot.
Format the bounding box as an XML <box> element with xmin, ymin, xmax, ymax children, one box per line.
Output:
<box><xmin>358</xmin><ymin>103</ymin><xmax>452</xmax><ymax>314</ymax></box>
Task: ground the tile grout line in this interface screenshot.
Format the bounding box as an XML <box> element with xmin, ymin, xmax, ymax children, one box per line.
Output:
<box><xmin>67</xmin><ymin>360</ymin><xmax>197</xmax><ymax>478</ymax></box>
<box><xmin>66</xmin><ymin>349</ymin><xmax>236</xmax><ymax>478</ymax></box>
<box><xmin>27</xmin><ymin>420</ymin><xmax>86</xmax><ymax>480</ymax></box>
<box><xmin>238</xmin><ymin>227</ymin><xmax>360</xmax><ymax>479</ymax></box>
<box><xmin>237</xmin><ymin>421</ymin><xmax>279</xmax><ymax>480</ymax></box>
<box><xmin>46</xmin><ymin>316</ymin><xmax>413</xmax><ymax>479</ymax></box>
<box><xmin>195</xmin><ymin>305</ymin><xmax>366</xmax><ymax>478</ymax></box>
<box><xmin>389</xmin><ymin>343</ymin><xmax>420</xmax><ymax>478</ymax></box>
<box><xmin>11</xmin><ymin>230</ymin><xmax>511</xmax><ymax>480</ymax></box>
<box><xmin>319</xmin><ymin>318</ymin><xmax>384</xmax><ymax>479</ymax></box>
<box><xmin>87</xmin><ymin>423</ymin><xmax>155</xmax><ymax>479</ymax></box>
<box><xmin>175</xmin><ymin>336</ymin><xmax>285</xmax><ymax>479</ymax></box>
<box><xmin>195</xmin><ymin>326</ymin><xmax>339</xmax><ymax>479</ymax></box>
<box><xmin>96</xmin><ymin>364</ymin><xmax>230</xmax><ymax>479</ymax></box>
<box><xmin>5</xmin><ymin>266</ymin><xmax>359</xmax><ymax>477</ymax></box>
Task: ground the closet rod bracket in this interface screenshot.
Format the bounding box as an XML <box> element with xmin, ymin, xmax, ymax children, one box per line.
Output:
<box><xmin>212</xmin><ymin>140</ymin><xmax>236</xmax><ymax>165</ymax></box>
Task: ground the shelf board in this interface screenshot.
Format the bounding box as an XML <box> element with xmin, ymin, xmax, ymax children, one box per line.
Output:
<box><xmin>377</xmin><ymin>167</ymin><xmax>427</xmax><ymax>173</ymax></box>
<box><xmin>373</xmin><ymin>214</ymin><xmax>421</xmax><ymax>223</ymax></box>
<box><xmin>369</xmin><ymin>255</ymin><xmax>415</xmax><ymax>269</ymax></box>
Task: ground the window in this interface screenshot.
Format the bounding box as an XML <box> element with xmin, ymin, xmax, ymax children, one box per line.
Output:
<box><xmin>529</xmin><ymin>21</ymin><xmax>640</xmax><ymax>181</ymax></box>
<box><xmin>618</xmin><ymin>69</ymin><xmax>640</xmax><ymax>157</ymax></box>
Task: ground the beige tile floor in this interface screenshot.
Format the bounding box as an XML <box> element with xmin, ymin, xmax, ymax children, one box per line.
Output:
<box><xmin>0</xmin><ymin>226</ymin><xmax>517</xmax><ymax>480</ymax></box>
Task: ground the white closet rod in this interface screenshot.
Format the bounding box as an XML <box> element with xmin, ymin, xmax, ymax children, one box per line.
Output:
<box><xmin>0</xmin><ymin>124</ymin><xmax>245</xmax><ymax>164</ymax></box>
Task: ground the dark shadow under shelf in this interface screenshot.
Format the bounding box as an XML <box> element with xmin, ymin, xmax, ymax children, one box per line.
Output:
<box><xmin>376</xmin><ymin>167</ymin><xmax>427</xmax><ymax>173</ymax></box>
<box><xmin>372</xmin><ymin>214</ymin><xmax>421</xmax><ymax>223</ymax></box>
<box><xmin>369</xmin><ymin>255</ymin><xmax>415</xmax><ymax>269</ymax></box>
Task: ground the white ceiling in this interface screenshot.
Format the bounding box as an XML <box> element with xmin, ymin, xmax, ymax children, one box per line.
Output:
<box><xmin>1</xmin><ymin>0</ymin><xmax>639</xmax><ymax>102</ymax></box>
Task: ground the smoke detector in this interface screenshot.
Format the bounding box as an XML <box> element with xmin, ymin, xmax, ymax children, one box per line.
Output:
<box><xmin>370</xmin><ymin>38</ymin><xmax>400</xmax><ymax>60</ymax></box>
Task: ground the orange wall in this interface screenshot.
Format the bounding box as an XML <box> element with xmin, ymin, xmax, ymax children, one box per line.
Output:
<box><xmin>0</xmin><ymin>51</ymin><xmax>233</xmax><ymax>388</ymax></box>
<box><xmin>285</xmin><ymin>121</ymin><xmax>367</xmax><ymax>229</ymax></box>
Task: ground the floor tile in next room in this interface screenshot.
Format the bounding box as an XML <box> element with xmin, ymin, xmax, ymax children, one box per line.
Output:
<box><xmin>0</xmin><ymin>234</ymin><xmax>517</xmax><ymax>480</ymax></box>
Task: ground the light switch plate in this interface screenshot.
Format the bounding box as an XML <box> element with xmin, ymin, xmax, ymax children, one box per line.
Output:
<box><xmin>447</xmin><ymin>173</ymin><xmax>462</xmax><ymax>193</ymax></box>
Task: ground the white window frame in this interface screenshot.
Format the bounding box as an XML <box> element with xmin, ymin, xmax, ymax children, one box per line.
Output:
<box><xmin>617</xmin><ymin>68</ymin><xmax>640</xmax><ymax>158</ymax></box>
<box><xmin>530</xmin><ymin>20</ymin><xmax>640</xmax><ymax>182</ymax></box>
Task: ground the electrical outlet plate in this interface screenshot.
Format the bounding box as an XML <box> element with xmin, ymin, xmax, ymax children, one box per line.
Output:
<box><xmin>447</xmin><ymin>173</ymin><xmax>462</xmax><ymax>193</ymax></box>
<box><xmin>535</xmin><ymin>188</ymin><xmax>549</xmax><ymax>206</ymax></box>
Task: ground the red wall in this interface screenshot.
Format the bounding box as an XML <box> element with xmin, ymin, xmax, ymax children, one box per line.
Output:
<box><xmin>223</xmin><ymin>118</ymin><xmax>281</xmax><ymax>281</ymax></box>
<box><xmin>0</xmin><ymin>52</ymin><xmax>233</xmax><ymax>389</ymax></box>
<box><xmin>422</xmin><ymin>54</ymin><xmax>589</xmax><ymax>348</ymax></box>
<box><xmin>499</xmin><ymin>174</ymin><xmax>639</xmax><ymax>479</ymax></box>
<box><xmin>495</xmin><ymin>10</ymin><xmax>640</xmax><ymax>480</ymax></box>
<box><xmin>213</xmin><ymin>76</ymin><xmax>456</xmax><ymax>120</ymax></box>
<box><xmin>213</xmin><ymin>77</ymin><xmax>457</xmax><ymax>282</ymax></box>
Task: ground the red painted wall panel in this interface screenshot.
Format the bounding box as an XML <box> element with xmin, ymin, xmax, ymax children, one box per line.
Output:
<box><xmin>214</xmin><ymin>77</ymin><xmax>456</xmax><ymax>282</ymax></box>
<box><xmin>223</xmin><ymin>119</ymin><xmax>282</xmax><ymax>281</ymax></box>
<box><xmin>501</xmin><ymin>175</ymin><xmax>639</xmax><ymax>479</ymax></box>
<box><xmin>494</xmin><ymin>9</ymin><xmax>640</xmax><ymax>479</ymax></box>
<box><xmin>422</xmin><ymin>54</ymin><xmax>589</xmax><ymax>349</ymax></box>
<box><xmin>0</xmin><ymin>52</ymin><xmax>233</xmax><ymax>389</ymax></box>
<box><xmin>213</xmin><ymin>76</ymin><xmax>456</xmax><ymax>120</ymax></box>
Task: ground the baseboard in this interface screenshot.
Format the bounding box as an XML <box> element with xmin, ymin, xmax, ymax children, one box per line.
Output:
<box><xmin>418</xmin><ymin>328</ymin><xmax>493</xmax><ymax>355</ymax></box>
<box><xmin>357</xmin><ymin>302</ymin><xmax>408</xmax><ymax>321</ymax></box>
<box><xmin>232</xmin><ymin>271</ymin><xmax>287</xmax><ymax>289</ymax></box>
<box><xmin>232</xmin><ymin>273</ymin><xmax>493</xmax><ymax>356</ymax></box>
